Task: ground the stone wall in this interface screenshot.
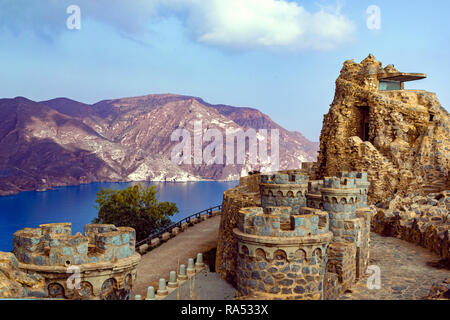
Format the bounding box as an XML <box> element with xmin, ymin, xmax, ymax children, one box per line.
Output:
<box><xmin>217</xmin><ymin>170</ymin><xmax>372</xmax><ymax>300</ymax></box>
<box><xmin>425</xmin><ymin>278</ymin><xmax>450</xmax><ymax>300</ymax></box>
<box><xmin>13</xmin><ymin>223</ymin><xmax>136</xmax><ymax>266</ymax></box>
<box><xmin>355</xmin><ymin>208</ymin><xmax>372</xmax><ymax>279</ymax></box>
<box><xmin>324</xmin><ymin>242</ymin><xmax>356</xmax><ymax>298</ymax></box>
<box><xmin>243</xmin><ymin>173</ymin><xmax>261</xmax><ymax>193</ymax></box>
<box><xmin>9</xmin><ymin>222</ymin><xmax>140</xmax><ymax>300</ymax></box>
<box><xmin>234</xmin><ymin>205</ymin><xmax>332</xmax><ymax>299</ymax></box>
<box><xmin>372</xmin><ymin>190</ymin><xmax>449</xmax><ymax>265</ymax></box>
<box><xmin>260</xmin><ymin>173</ymin><xmax>308</xmax><ymax>212</ymax></box>
<box><xmin>215</xmin><ymin>177</ymin><xmax>260</xmax><ymax>285</ymax></box>
<box><xmin>0</xmin><ymin>252</ymin><xmax>46</xmax><ymax>298</ymax></box>
<box><xmin>236</xmin><ymin>245</ymin><xmax>327</xmax><ymax>300</ymax></box>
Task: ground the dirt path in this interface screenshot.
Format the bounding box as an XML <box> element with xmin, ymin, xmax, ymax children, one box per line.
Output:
<box><xmin>341</xmin><ymin>233</ymin><xmax>449</xmax><ymax>300</ymax></box>
<box><xmin>132</xmin><ymin>215</ymin><xmax>222</xmax><ymax>297</ymax></box>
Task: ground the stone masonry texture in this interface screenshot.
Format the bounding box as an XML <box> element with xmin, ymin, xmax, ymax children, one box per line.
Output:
<box><xmin>1</xmin><ymin>222</ymin><xmax>141</xmax><ymax>299</ymax></box>
<box><xmin>217</xmin><ymin>169</ymin><xmax>374</xmax><ymax>300</ymax></box>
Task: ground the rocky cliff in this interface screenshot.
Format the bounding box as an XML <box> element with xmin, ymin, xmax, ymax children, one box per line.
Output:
<box><xmin>0</xmin><ymin>252</ymin><xmax>46</xmax><ymax>298</ymax></box>
<box><xmin>316</xmin><ymin>54</ymin><xmax>449</xmax><ymax>203</ymax></box>
<box><xmin>0</xmin><ymin>94</ymin><xmax>318</xmax><ymax>196</ymax></box>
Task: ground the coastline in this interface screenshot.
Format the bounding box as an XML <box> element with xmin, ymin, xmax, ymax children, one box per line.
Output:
<box><xmin>0</xmin><ymin>177</ymin><xmax>240</xmax><ymax>197</ymax></box>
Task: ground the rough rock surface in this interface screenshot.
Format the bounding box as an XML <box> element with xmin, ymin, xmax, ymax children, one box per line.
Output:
<box><xmin>316</xmin><ymin>54</ymin><xmax>449</xmax><ymax>203</ymax></box>
<box><xmin>0</xmin><ymin>94</ymin><xmax>318</xmax><ymax>196</ymax></box>
<box><xmin>372</xmin><ymin>190</ymin><xmax>450</xmax><ymax>265</ymax></box>
<box><xmin>425</xmin><ymin>278</ymin><xmax>450</xmax><ymax>300</ymax></box>
<box><xmin>0</xmin><ymin>252</ymin><xmax>45</xmax><ymax>298</ymax></box>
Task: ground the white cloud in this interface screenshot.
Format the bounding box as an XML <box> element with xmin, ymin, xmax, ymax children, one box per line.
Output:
<box><xmin>161</xmin><ymin>0</ymin><xmax>356</xmax><ymax>50</ymax></box>
<box><xmin>0</xmin><ymin>0</ymin><xmax>356</xmax><ymax>50</ymax></box>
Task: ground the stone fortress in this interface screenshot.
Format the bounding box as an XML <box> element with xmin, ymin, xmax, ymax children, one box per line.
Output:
<box><xmin>218</xmin><ymin>168</ymin><xmax>373</xmax><ymax>299</ymax></box>
<box><xmin>1</xmin><ymin>54</ymin><xmax>448</xmax><ymax>300</ymax></box>
<box><xmin>3</xmin><ymin>223</ymin><xmax>140</xmax><ymax>299</ymax></box>
<box><xmin>315</xmin><ymin>54</ymin><xmax>449</xmax><ymax>271</ymax></box>
<box><xmin>217</xmin><ymin>54</ymin><xmax>449</xmax><ymax>300</ymax></box>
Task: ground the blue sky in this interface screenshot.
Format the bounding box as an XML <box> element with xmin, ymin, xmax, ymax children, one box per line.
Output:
<box><xmin>0</xmin><ymin>0</ymin><xmax>449</xmax><ymax>141</ymax></box>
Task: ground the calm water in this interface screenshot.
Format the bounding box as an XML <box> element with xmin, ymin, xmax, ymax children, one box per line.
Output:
<box><xmin>0</xmin><ymin>181</ymin><xmax>238</xmax><ymax>252</ymax></box>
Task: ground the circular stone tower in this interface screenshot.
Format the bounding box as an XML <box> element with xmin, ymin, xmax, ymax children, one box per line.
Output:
<box><xmin>233</xmin><ymin>206</ymin><xmax>332</xmax><ymax>299</ymax></box>
<box><xmin>260</xmin><ymin>172</ymin><xmax>308</xmax><ymax>213</ymax></box>
<box><xmin>320</xmin><ymin>176</ymin><xmax>362</xmax><ymax>242</ymax></box>
<box><xmin>12</xmin><ymin>222</ymin><xmax>140</xmax><ymax>300</ymax></box>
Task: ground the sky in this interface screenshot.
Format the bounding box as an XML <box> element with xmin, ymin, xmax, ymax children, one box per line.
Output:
<box><xmin>0</xmin><ymin>0</ymin><xmax>449</xmax><ymax>141</ymax></box>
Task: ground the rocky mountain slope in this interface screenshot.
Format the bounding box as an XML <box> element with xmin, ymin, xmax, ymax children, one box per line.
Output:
<box><xmin>0</xmin><ymin>94</ymin><xmax>318</xmax><ymax>195</ymax></box>
<box><xmin>317</xmin><ymin>55</ymin><xmax>449</xmax><ymax>203</ymax></box>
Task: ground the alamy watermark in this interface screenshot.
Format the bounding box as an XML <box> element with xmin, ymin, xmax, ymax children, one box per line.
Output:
<box><xmin>170</xmin><ymin>120</ymin><xmax>280</xmax><ymax>171</ymax></box>
<box><xmin>66</xmin><ymin>5</ymin><xmax>81</xmax><ymax>30</ymax></box>
<box><xmin>65</xmin><ymin>4</ymin><xmax>380</xmax><ymax>32</ymax></box>
<box><xmin>366</xmin><ymin>5</ymin><xmax>381</xmax><ymax>30</ymax></box>
<box><xmin>66</xmin><ymin>265</ymin><xmax>81</xmax><ymax>290</ymax></box>
<box><xmin>366</xmin><ymin>265</ymin><xmax>381</xmax><ymax>290</ymax></box>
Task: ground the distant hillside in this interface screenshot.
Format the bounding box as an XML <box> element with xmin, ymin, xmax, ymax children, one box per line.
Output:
<box><xmin>0</xmin><ymin>94</ymin><xmax>318</xmax><ymax>195</ymax></box>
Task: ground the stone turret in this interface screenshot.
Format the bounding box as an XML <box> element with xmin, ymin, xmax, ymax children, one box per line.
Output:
<box><xmin>12</xmin><ymin>222</ymin><xmax>140</xmax><ymax>300</ymax></box>
<box><xmin>338</xmin><ymin>171</ymin><xmax>370</xmax><ymax>209</ymax></box>
<box><xmin>233</xmin><ymin>206</ymin><xmax>332</xmax><ymax>299</ymax></box>
<box><xmin>222</xmin><ymin>170</ymin><xmax>373</xmax><ymax>300</ymax></box>
<box><xmin>320</xmin><ymin>176</ymin><xmax>360</xmax><ymax>242</ymax></box>
<box><xmin>260</xmin><ymin>172</ymin><xmax>308</xmax><ymax>213</ymax></box>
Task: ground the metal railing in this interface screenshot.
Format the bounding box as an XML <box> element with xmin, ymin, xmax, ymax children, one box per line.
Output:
<box><xmin>135</xmin><ymin>204</ymin><xmax>222</xmax><ymax>248</ymax></box>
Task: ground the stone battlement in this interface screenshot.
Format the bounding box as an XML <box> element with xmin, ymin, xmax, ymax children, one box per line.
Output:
<box><xmin>307</xmin><ymin>180</ymin><xmax>323</xmax><ymax>194</ymax></box>
<box><xmin>218</xmin><ymin>169</ymin><xmax>373</xmax><ymax>300</ymax></box>
<box><xmin>308</xmin><ymin>172</ymin><xmax>368</xmax><ymax>193</ymax></box>
<box><xmin>338</xmin><ymin>171</ymin><xmax>368</xmax><ymax>182</ymax></box>
<box><xmin>323</xmin><ymin>176</ymin><xmax>358</xmax><ymax>190</ymax></box>
<box><xmin>260</xmin><ymin>172</ymin><xmax>308</xmax><ymax>185</ymax></box>
<box><xmin>13</xmin><ymin>223</ymin><xmax>136</xmax><ymax>267</ymax></box>
<box><xmin>236</xmin><ymin>206</ymin><xmax>328</xmax><ymax>238</ymax></box>
<box><xmin>9</xmin><ymin>222</ymin><xmax>140</xmax><ymax>300</ymax></box>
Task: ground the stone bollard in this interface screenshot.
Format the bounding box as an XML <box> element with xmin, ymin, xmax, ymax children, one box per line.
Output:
<box><xmin>171</xmin><ymin>227</ymin><xmax>180</xmax><ymax>236</ymax></box>
<box><xmin>145</xmin><ymin>286</ymin><xmax>155</xmax><ymax>300</ymax></box>
<box><xmin>157</xmin><ymin>278</ymin><xmax>168</xmax><ymax>296</ymax></box>
<box><xmin>181</xmin><ymin>222</ymin><xmax>188</xmax><ymax>231</ymax></box>
<box><xmin>138</xmin><ymin>244</ymin><xmax>148</xmax><ymax>255</ymax></box>
<box><xmin>190</xmin><ymin>217</ymin><xmax>199</xmax><ymax>225</ymax></box>
<box><xmin>201</xmin><ymin>215</ymin><xmax>208</xmax><ymax>221</ymax></box>
<box><xmin>161</xmin><ymin>232</ymin><xmax>171</xmax><ymax>242</ymax></box>
<box><xmin>195</xmin><ymin>253</ymin><xmax>205</xmax><ymax>270</ymax></box>
<box><xmin>168</xmin><ymin>271</ymin><xmax>178</xmax><ymax>288</ymax></box>
<box><xmin>135</xmin><ymin>294</ymin><xmax>142</xmax><ymax>300</ymax></box>
<box><xmin>178</xmin><ymin>264</ymin><xmax>188</xmax><ymax>281</ymax></box>
<box><xmin>187</xmin><ymin>258</ymin><xmax>196</xmax><ymax>276</ymax></box>
<box><xmin>150</xmin><ymin>238</ymin><xmax>160</xmax><ymax>248</ymax></box>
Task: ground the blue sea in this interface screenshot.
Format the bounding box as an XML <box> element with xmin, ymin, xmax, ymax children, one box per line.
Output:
<box><xmin>0</xmin><ymin>181</ymin><xmax>238</xmax><ymax>252</ymax></box>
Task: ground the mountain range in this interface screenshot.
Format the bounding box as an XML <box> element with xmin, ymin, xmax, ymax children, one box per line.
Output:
<box><xmin>0</xmin><ymin>94</ymin><xmax>318</xmax><ymax>196</ymax></box>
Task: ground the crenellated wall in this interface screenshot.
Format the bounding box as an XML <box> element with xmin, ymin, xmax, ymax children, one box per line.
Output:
<box><xmin>234</xmin><ymin>206</ymin><xmax>332</xmax><ymax>299</ymax></box>
<box><xmin>215</xmin><ymin>177</ymin><xmax>260</xmax><ymax>285</ymax></box>
<box><xmin>11</xmin><ymin>223</ymin><xmax>140</xmax><ymax>300</ymax></box>
<box><xmin>218</xmin><ymin>169</ymin><xmax>374</xmax><ymax>300</ymax></box>
<box><xmin>260</xmin><ymin>172</ymin><xmax>308</xmax><ymax>212</ymax></box>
